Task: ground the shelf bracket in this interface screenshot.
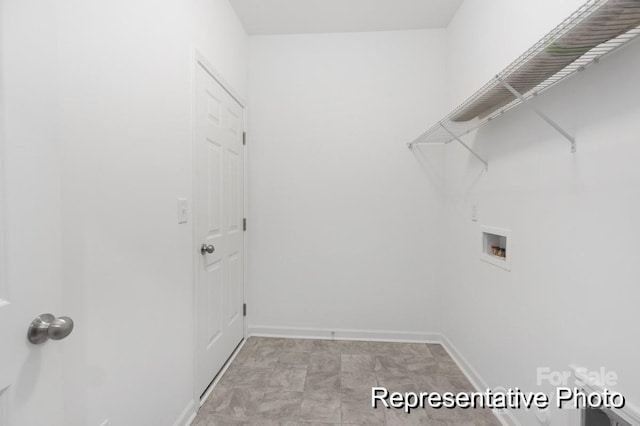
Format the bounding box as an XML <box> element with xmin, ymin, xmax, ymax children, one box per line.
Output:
<box><xmin>439</xmin><ymin>122</ymin><xmax>489</xmax><ymax>171</ymax></box>
<box><xmin>496</xmin><ymin>76</ymin><xmax>576</xmax><ymax>153</ymax></box>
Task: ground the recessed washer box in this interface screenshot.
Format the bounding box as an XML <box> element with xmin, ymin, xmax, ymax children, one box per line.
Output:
<box><xmin>480</xmin><ymin>226</ymin><xmax>511</xmax><ymax>271</ymax></box>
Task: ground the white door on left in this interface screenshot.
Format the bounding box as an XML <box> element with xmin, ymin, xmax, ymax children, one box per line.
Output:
<box><xmin>0</xmin><ymin>0</ymin><xmax>72</xmax><ymax>424</ymax></box>
<box><xmin>194</xmin><ymin>61</ymin><xmax>246</xmax><ymax>397</ymax></box>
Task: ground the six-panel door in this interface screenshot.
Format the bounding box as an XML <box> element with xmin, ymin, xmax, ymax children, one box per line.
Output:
<box><xmin>195</xmin><ymin>62</ymin><xmax>245</xmax><ymax>397</ymax></box>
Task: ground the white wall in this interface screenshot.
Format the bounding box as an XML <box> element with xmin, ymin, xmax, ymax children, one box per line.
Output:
<box><xmin>442</xmin><ymin>1</ymin><xmax>640</xmax><ymax>425</ymax></box>
<box><xmin>3</xmin><ymin>0</ymin><xmax>247</xmax><ymax>425</ymax></box>
<box><xmin>196</xmin><ymin>0</ymin><xmax>249</xmax><ymax>98</ymax></box>
<box><xmin>247</xmin><ymin>30</ymin><xmax>448</xmax><ymax>339</ymax></box>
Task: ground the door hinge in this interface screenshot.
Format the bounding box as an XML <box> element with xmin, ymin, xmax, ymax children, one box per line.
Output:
<box><xmin>242</xmin><ymin>132</ymin><xmax>246</xmax><ymax>146</ymax></box>
<box><xmin>243</xmin><ymin>218</ymin><xmax>247</xmax><ymax>231</ymax></box>
<box><xmin>243</xmin><ymin>303</ymin><xmax>247</xmax><ymax>317</ymax></box>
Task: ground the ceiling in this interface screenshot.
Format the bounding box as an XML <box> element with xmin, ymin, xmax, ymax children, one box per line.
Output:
<box><xmin>229</xmin><ymin>0</ymin><xmax>464</xmax><ymax>35</ymax></box>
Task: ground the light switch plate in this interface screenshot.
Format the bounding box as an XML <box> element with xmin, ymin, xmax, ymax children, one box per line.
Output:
<box><xmin>177</xmin><ymin>198</ymin><xmax>188</xmax><ymax>224</ymax></box>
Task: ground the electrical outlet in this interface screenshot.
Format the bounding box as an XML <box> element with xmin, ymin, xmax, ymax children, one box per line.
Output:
<box><xmin>177</xmin><ymin>198</ymin><xmax>188</xmax><ymax>224</ymax></box>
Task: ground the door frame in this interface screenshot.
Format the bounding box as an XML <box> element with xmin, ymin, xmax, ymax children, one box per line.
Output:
<box><xmin>0</xmin><ymin>0</ymin><xmax>9</xmax><ymax>416</ymax></box>
<box><xmin>191</xmin><ymin>49</ymin><xmax>249</xmax><ymax>410</ymax></box>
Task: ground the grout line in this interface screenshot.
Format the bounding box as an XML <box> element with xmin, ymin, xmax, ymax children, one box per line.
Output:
<box><xmin>199</xmin><ymin>337</ymin><xmax>503</xmax><ymax>425</ymax></box>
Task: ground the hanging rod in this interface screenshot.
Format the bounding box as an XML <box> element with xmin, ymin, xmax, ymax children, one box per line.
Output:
<box><xmin>407</xmin><ymin>0</ymin><xmax>640</xmax><ymax>153</ymax></box>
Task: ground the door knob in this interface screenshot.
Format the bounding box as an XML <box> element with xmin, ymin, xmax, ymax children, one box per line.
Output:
<box><xmin>201</xmin><ymin>244</ymin><xmax>215</xmax><ymax>255</ymax></box>
<box><xmin>27</xmin><ymin>314</ymin><xmax>74</xmax><ymax>344</ymax></box>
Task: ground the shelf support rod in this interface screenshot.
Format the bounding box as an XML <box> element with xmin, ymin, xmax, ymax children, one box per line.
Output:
<box><xmin>407</xmin><ymin>141</ymin><xmax>446</xmax><ymax>149</ymax></box>
<box><xmin>439</xmin><ymin>122</ymin><xmax>488</xmax><ymax>171</ymax></box>
<box><xmin>496</xmin><ymin>76</ymin><xmax>576</xmax><ymax>153</ymax></box>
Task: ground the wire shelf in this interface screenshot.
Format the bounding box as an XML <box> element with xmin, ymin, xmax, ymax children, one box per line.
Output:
<box><xmin>409</xmin><ymin>0</ymin><xmax>640</xmax><ymax>151</ymax></box>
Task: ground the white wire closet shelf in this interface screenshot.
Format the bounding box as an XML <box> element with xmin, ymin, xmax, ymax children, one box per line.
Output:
<box><xmin>408</xmin><ymin>0</ymin><xmax>640</xmax><ymax>169</ymax></box>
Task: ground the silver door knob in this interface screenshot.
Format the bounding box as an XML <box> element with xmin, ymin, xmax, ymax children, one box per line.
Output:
<box><xmin>201</xmin><ymin>244</ymin><xmax>215</xmax><ymax>255</ymax></box>
<box><xmin>27</xmin><ymin>314</ymin><xmax>74</xmax><ymax>344</ymax></box>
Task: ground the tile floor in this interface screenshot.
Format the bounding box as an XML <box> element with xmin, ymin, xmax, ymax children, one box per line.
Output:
<box><xmin>193</xmin><ymin>337</ymin><xmax>501</xmax><ymax>426</ymax></box>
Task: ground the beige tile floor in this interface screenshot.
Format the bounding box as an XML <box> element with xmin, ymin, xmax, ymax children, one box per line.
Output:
<box><xmin>193</xmin><ymin>337</ymin><xmax>501</xmax><ymax>426</ymax></box>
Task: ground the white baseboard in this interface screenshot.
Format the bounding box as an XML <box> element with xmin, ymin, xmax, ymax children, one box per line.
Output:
<box><xmin>440</xmin><ymin>335</ymin><xmax>520</xmax><ymax>426</ymax></box>
<box><xmin>248</xmin><ymin>325</ymin><xmax>442</xmax><ymax>343</ymax></box>
<box><xmin>172</xmin><ymin>399</ymin><xmax>196</xmax><ymax>426</ymax></box>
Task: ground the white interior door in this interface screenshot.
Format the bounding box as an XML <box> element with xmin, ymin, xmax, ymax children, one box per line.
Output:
<box><xmin>0</xmin><ymin>0</ymin><xmax>69</xmax><ymax>424</ymax></box>
<box><xmin>195</xmin><ymin>61</ymin><xmax>245</xmax><ymax>396</ymax></box>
